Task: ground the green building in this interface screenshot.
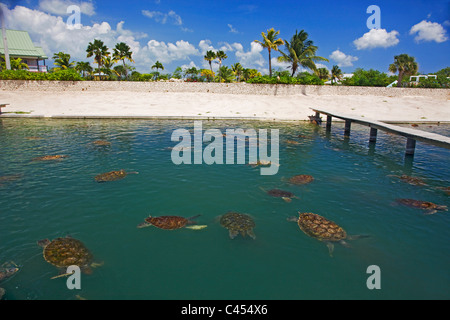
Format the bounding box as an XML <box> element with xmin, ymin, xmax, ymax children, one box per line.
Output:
<box><xmin>0</xmin><ymin>29</ymin><xmax>48</xmax><ymax>72</ymax></box>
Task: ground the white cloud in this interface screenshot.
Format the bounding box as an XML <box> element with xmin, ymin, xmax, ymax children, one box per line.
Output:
<box><xmin>228</xmin><ymin>24</ymin><xmax>239</xmax><ymax>33</ymax></box>
<box><xmin>39</xmin><ymin>0</ymin><xmax>95</xmax><ymax>16</ymax></box>
<box><xmin>198</xmin><ymin>39</ymin><xmax>216</xmax><ymax>55</ymax></box>
<box><xmin>329</xmin><ymin>50</ymin><xmax>358</xmax><ymax>67</ymax></box>
<box><xmin>353</xmin><ymin>29</ymin><xmax>400</xmax><ymax>50</ymax></box>
<box><xmin>142</xmin><ymin>9</ymin><xmax>191</xmax><ymax>31</ymax></box>
<box><xmin>234</xmin><ymin>42</ymin><xmax>265</xmax><ymax>70</ymax></box>
<box><xmin>409</xmin><ymin>20</ymin><xmax>448</xmax><ymax>43</ymax></box>
<box><xmin>144</xmin><ymin>40</ymin><xmax>200</xmax><ymax>65</ymax></box>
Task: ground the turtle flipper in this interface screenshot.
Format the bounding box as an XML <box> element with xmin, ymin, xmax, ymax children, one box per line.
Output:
<box><xmin>282</xmin><ymin>197</ymin><xmax>292</xmax><ymax>203</ymax></box>
<box><xmin>247</xmin><ymin>229</ymin><xmax>256</xmax><ymax>240</ymax></box>
<box><xmin>229</xmin><ymin>230</ymin><xmax>239</xmax><ymax>239</ymax></box>
<box><xmin>326</xmin><ymin>242</ymin><xmax>335</xmax><ymax>257</ymax></box>
<box><xmin>185</xmin><ymin>225</ymin><xmax>207</xmax><ymax>230</ymax></box>
<box><xmin>424</xmin><ymin>209</ymin><xmax>437</xmax><ymax>215</ymax></box>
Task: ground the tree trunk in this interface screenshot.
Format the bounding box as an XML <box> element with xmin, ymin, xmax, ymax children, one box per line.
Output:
<box><xmin>397</xmin><ymin>71</ymin><xmax>404</xmax><ymax>87</ymax></box>
<box><xmin>268</xmin><ymin>49</ymin><xmax>272</xmax><ymax>78</ymax></box>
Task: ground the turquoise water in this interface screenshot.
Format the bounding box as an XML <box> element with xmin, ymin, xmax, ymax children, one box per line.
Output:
<box><xmin>0</xmin><ymin>118</ymin><xmax>449</xmax><ymax>300</ymax></box>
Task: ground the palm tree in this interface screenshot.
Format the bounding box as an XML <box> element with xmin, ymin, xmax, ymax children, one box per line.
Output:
<box><xmin>152</xmin><ymin>61</ymin><xmax>164</xmax><ymax>72</ymax></box>
<box><xmin>218</xmin><ymin>66</ymin><xmax>235</xmax><ymax>83</ymax></box>
<box><xmin>231</xmin><ymin>62</ymin><xmax>244</xmax><ymax>82</ymax></box>
<box><xmin>254</xmin><ymin>28</ymin><xmax>284</xmax><ymax>78</ymax></box>
<box><xmin>86</xmin><ymin>39</ymin><xmax>110</xmax><ymax>76</ymax></box>
<box><xmin>102</xmin><ymin>56</ymin><xmax>115</xmax><ymax>77</ymax></box>
<box><xmin>389</xmin><ymin>54</ymin><xmax>418</xmax><ymax>87</ymax></box>
<box><xmin>277</xmin><ymin>30</ymin><xmax>328</xmax><ymax>77</ymax></box>
<box><xmin>215</xmin><ymin>50</ymin><xmax>227</xmax><ymax>82</ymax></box>
<box><xmin>75</xmin><ymin>61</ymin><xmax>93</xmax><ymax>78</ymax></box>
<box><xmin>53</xmin><ymin>52</ymin><xmax>75</xmax><ymax>70</ymax></box>
<box><xmin>330</xmin><ymin>65</ymin><xmax>343</xmax><ymax>85</ymax></box>
<box><xmin>113</xmin><ymin>42</ymin><xmax>134</xmax><ymax>79</ymax></box>
<box><xmin>316</xmin><ymin>67</ymin><xmax>329</xmax><ymax>81</ymax></box>
<box><xmin>204</xmin><ymin>50</ymin><xmax>217</xmax><ymax>75</ymax></box>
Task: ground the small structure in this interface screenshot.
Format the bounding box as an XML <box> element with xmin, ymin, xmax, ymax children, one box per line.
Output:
<box><xmin>311</xmin><ymin>108</ymin><xmax>450</xmax><ymax>160</ymax></box>
<box><xmin>0</xmin><ymin>29</ymin><xmax>48</xmax><ymax>72</ymax></box>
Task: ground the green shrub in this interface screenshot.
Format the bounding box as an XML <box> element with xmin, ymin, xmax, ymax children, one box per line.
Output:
<box><xmin>0</xmin><ymin>69</ymin><xmax>83</xmax><ymax>81</ymax></box>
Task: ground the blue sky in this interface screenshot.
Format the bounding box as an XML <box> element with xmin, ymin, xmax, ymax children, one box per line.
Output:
<box><xmin>1</xmin><ymin>0</ymin><xmax>449</xmax><ymax>74</ymax></box>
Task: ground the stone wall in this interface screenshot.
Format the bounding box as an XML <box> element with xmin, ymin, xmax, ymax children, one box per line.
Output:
<box><xmin>0</xmin><ymin>80</ymin><xmax>448</xmax><ymax>99</ymax></box>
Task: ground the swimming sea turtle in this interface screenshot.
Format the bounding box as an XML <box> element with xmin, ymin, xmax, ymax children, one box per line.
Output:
<box><xmin>389</xmin><ymin>175</ymin><xmax>427</xmax><ymax>186</ymax></box>
<box><xmin>0</xmin><ymin>174</ymin><xmax>23</xmax><ymax>188</ymax></box>
<box><xmin>94</xmin><ymin>169</ymin><xmax>138</xmax><ymax>182</ymax></box>
<box><xmin>137</xmin><ymin>215</ymin><xmax>207</xmax><ymax>230</ymax></box>
<box><xmin>32</xmin><ymin>155</ymin><xmax>68</xmax><ymax>161</ymax></box>
<box><xmin>92</xmin><ymin>140</ymin><xmax>111</xmax><ymax>146</ymax></box>
<box><xmin>287</xmin><ymin>212</ymin><xmax>367</xmax><ymax>256</ymax></box>
<box><xmin>37</xmin><ymin>236</ymin><xmax>101</xmax><ymax>277</ymax></box>
<box><xmin>0</xmin><ymin>262</ymin><xmax>19</xmax><ymax>300</ymax></box>
<box><xmin>395</xmin><ymin>198</ymin><xmax>448</xmax><ymax>215</ymax></box>
<box><xmin>261</xmin><ymin>187</ymin><xmax>298</xmax><ymax>202</ymax></box>
<box><xmin>220</xmin><ymin>212</ymin><xmax>256</xmax><ymax>240</ymax></box>
<box><xmin>286</xmin><ymin>174</ymin><xmax>314</xmax><ymax>185</ymax></box>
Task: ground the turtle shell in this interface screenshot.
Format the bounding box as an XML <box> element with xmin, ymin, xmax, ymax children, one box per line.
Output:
<box><xmin>220</xmin><ymin>212</ymin><xmax>256</xmax><ymax>239</ymax></box>
<box><xmin>33</xmin><ymin>155</ymin><xmax>67</xmax><ymax>161</ymax></box>
<box><xmin>288</xmin><ymin>175</ymin><xmax>314</xmax><ymax>185</ymax></box>
<box><xmin>145</xmin><ymin>216</ymin><xmax>189</xmax><ymax>230</ymax></box>
<box><xmin>398</xmin><ymin>175</ymin><xmax>426</xmax><ymax>186</ymax></box>
<box><xmin>396</xmin><ymin>199</ymin><xmax>438</xmax><ymax>209</ymax></box>
<box><xmin>297</xmin><ymin>212</ymin><xmax>347</xmax><ymax>242</ymax></box>
<box><xmin>95</xmin><ymin>170</ymin><xmax>127</xmax><ymax>182</ymax></box>
<box><xmin>267</xmin><ymin>189</ymin><xmax>295</xmax><ymax>198</ymax></box>
<box><xmin>42</xmin><ymin>237</ymin><xmax>93</xmax><ymax>269</ymax></box>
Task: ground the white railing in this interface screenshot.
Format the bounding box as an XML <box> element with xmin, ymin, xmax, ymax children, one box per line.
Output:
<box><xmin>28</xmin><ymin>65</ymin><xmax>48</xmax><ymax>72</ymax></box>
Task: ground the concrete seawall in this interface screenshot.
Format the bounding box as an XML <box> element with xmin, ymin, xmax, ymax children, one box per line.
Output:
<box><xmin>1</xmin><ymin>80</ymin><xmax>448</xmax><ymax>99</ymax></box>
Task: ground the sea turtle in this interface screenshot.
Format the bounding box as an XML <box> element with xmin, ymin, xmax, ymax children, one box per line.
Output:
<box><xmin>261</xmin><ymin>187</ymin><xmax>298</xmax><ymax>202</ymax></box>
<box><xmin>0</xmin><ymin>262</ymin><xmax>19</xmax><ymax>300</ymax></box>
<box><xmin>287</xmin><ymin>212</ymin><xmax>367</xmax><ymax>256</ymax></box>
<box><xmin>220</xmin><ymin>212</ymin><xmax>256</xmax><ymax>240</ymax></box>
<box><xmin>32</xmin><ymin>155</ymin><xmax>68</xmax><ymax>161</ymax></box>
<box><xmin>0</xmin><ymin>174</ymin><xmax>23</xmax><ymax>188</ymax></box>
<box><xmin>285</xmin><ymin>140</ymin><xmax>301</xmax><ymax>145</ymax></box>
<box><xmin>437</xmin><ymin>187</ymin><xmax>450</xmax><ymax>196</ymax></box>
<box><xmin>395</xmin><ymin>198</ymin><xmax>448</xmax><ymax>215</ymax></box>
<box><xmin>286</xmin><ymin>174</ymin><xmax>314</xmax><ymax>185</ymax></box>
<box><xmin>37</xmin><ymin>236</ymin><xmax>101</xmax><ymax>277</ymax></box>
<box><xmin>92</xmin><ymin>140</ymin><xmax>111</xmax><ymax>146</ymax></box>
<box><xmin>94</xmin><ymin>169</ymin><xmax>138</xmax><ymax>182</ymax></box>
<box><xmin>389</xmin><ymin>175</ymin><xmax>427</xmax><ymax>186</ymax></box>
<box><xmin>137</xmin><ymin>215</ymin><xmax>207</xmax><ymax>230</ymax></box>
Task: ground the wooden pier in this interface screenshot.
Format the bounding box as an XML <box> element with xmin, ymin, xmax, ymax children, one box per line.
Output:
<box><xmin>311</xmin><ymin>108</ymin><xmax>450</xmax><ymax>157</ymax></box>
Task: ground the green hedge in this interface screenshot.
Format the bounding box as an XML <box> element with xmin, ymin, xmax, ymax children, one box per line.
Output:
<box><xmin>246</xmin><ymin>74</ymin><xmax>323</xmax><ymax>85</ymax></box>
<box><xmin>0</xmin><ymin>69</ymin><xmax>83</xmax><ymax>81</ymax></box>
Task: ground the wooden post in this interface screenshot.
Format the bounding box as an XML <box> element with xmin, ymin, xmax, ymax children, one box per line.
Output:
<box><xmin>326</xmin><ymin>115</ymin><xmax>332</xmax><ymax>131</ymax></box>
<box><xmin>405</xmin><ymin>138</ymin><xmax>416</xmax><ymax>156</ymax></box>
<box><xmin>369</xmin><ymin>128</ymin><xmax>378</xmax><ymax>143</ymax></box>
<box><xmin>344</xmin><ymin>120</ymin><xmax>351</xmax><ymax>137</ymax></box>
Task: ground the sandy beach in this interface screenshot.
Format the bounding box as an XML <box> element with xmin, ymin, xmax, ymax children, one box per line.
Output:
<box><xmin>1</xmin><ymin>81</ymin><xmax>449</xmax><ymax>122</ymax></box>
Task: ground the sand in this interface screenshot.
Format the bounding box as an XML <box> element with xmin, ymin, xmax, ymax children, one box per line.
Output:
<box><xmin>0</xmin><ymin>84</ymin><xmax>449</xmax><ymax>122</ymax></box>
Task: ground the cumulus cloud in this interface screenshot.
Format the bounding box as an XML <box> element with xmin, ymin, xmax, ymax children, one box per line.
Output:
<box><xmin>353</xmin><ymin>29</ymin><xmax>400</xmax><ymax>50</ymax></box>
<box><xmin>144</xmin><ymin>40</ymin><xmax>199</xmax><ymax>65</ymax></box>
<box><xmin>329</xmin><ymin>50</ymin><xmax>358</xmax><ymax>67</ymax></box>
<box><xmin>234</xmin><ymin>42</ymin><xmax>265</xmax><ymax>70</ymax></box>
<box><xmin>409</xmin><ymin>20</ymin><xmax>448</xmax><ymax>43</ymax></box>
<box><xmin>39</xmin><ymin>0</ymin><xmax>95</xmax><ymax>16</ymax></box>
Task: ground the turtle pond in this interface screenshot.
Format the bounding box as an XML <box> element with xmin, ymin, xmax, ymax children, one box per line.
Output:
<box><xmin>0</xmin><ymin>118</ymin><xmax>449</xmax><ymax>300</ymax></box>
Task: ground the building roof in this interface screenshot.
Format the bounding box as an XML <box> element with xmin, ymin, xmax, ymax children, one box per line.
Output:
<box><xmin>0</xmin><ymin>29</ymin><xmax>48</xmax><ymax>59</ymax></box>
